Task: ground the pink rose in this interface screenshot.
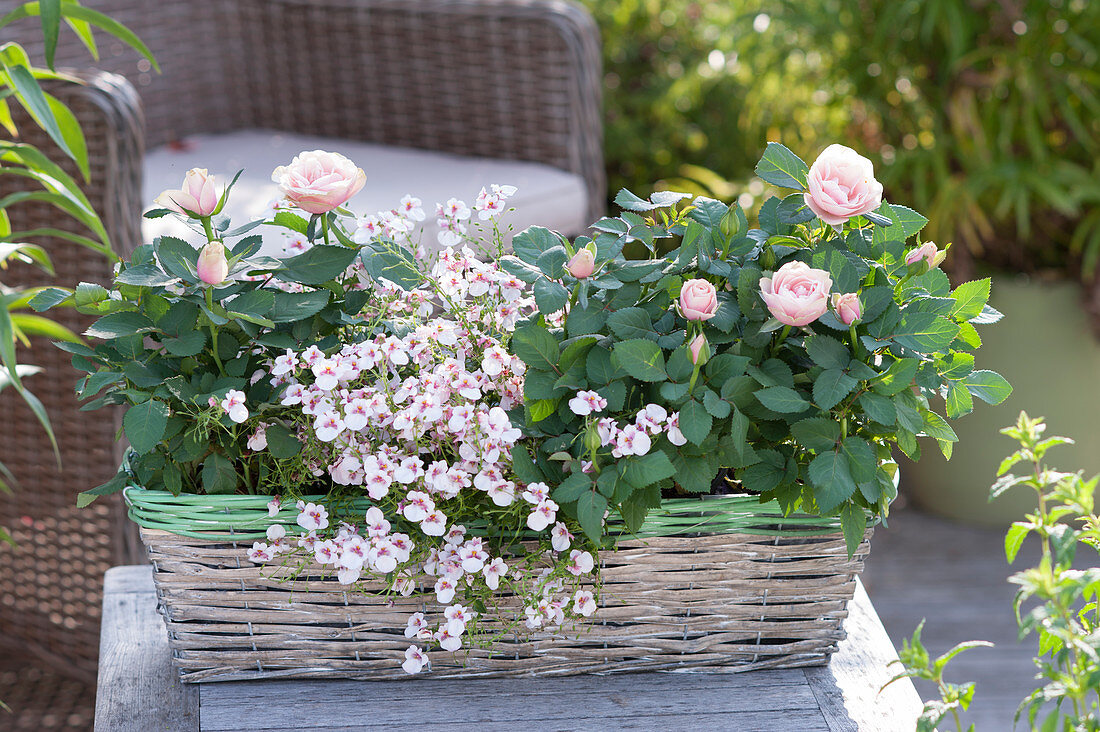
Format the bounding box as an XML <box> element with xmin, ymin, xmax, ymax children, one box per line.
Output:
<box><xmin>197</xmin><ymin>241</ymin><xmax>228</xmax><ymax>285</ymax></box>
<box><xmin>759</xmin><ymin>261</ymin><xmax>832</xmax><ymax>327</ymax></box>
<box><xmin>679</xmin><ymin>279</ymin><xmax>718</xmax><ymax>321</ymax></box>
<box><xmin>803</xmin><ymin>144</ymin><xmax>884</xmax><ymax>226</ymax></box>
<box><xmin>905</xmin><ymin>242</ymin><xmax>946</xmax><ymax>269</ymax></box>
<box><xmin>689</xmin><ymin>334</ymin><xmax>709</xmax><ymax>365</ymax></box>
<box><xmin>566</xmin><ymin>248</ymin><xmax>595</xmax><ymax>279</ymax></box>
<box><xmin>272</xmin><ymin>150</ymin><xmax>366</xmax><ymax>214</ymax></box>
<box><xmin>155</xmin><ymin>167</ymin><xmax>218</xmax><ymax>217</ymax></box>
<box><xmin>831</xmin><ymin>292</ymin><xmax>862</xmax><ymax>325</ymax></box>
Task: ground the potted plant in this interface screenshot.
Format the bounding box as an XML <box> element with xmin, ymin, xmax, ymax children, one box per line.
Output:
<box><xmin>41</xmin><ymin>143</ymin><xmax>1009</xmax><ymax>681</ymax></box>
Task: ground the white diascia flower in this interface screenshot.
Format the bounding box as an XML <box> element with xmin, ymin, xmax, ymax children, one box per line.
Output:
<box><xmin>573</xmin><ymin>590</ymin><xmax>596</xmax><ymax>617</ymax></box>
<box><xmin>220</xmin><ymin>389</ymin><xmax>248</xmax><ymax>423</ymax></box>
<box><xmin>297</xmin><ymin>502</ymin><xmax>329</xmax><ymax>531</ymax></box>
<box><xmin>402</xmin><ymin>645</ymin><xmax>429</xmax><ymax>674</ymax></box>
<box><xmin>567</xmin><ymin>390</ymin><xmax>608</xmax><ymax>416</ymax></box>
<box><xmin>566</xmin><ymin>549</ymin><xmax>594</xmax><ymax>576</ymax></box>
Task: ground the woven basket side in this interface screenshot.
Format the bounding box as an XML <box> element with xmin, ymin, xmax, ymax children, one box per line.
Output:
<box><xmin>140</xmin><ymin>523</ymin><xmax>870</xmax><ymax>682</ymax></box>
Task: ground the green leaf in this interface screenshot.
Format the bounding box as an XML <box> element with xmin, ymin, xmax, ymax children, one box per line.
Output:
<box><xmin>85</xmin><ymin>311</ymin><xmax>155</xmax><ymax>339</ymax></box>
<box><xmin>704</xmin><ymin>353</ymin><xmax>750</xmax><ymax>383</ymax></box>
<box><xmin>115</xmin><ymin>262</ymin><xmax>177</xmax><ymax>287</ymax></box>
<box><xmin>840</xmin><ymin>503</ymin><xmax>866</xmax><ymax>558</ymax></box>
<box><xmin>40</xmin><ymin>0</ymin><xmax>61</xmax><ymax>69</ymax></box>
<box><xmin>265</xmin><ymin>422</ymin><xmax>301</xmax><ymax>459</ymax></box>
<box><xmin>532</xmin><ymin>277</ymin><xmax>569</xmax><ymax>314</ymax></box>
<box><xmin>156</xmin><ymin>236</ymin><xmax>199</xmax><ymax>281</ymax></box>
<box><xmin>552</xmin><ymin>471</ymin><xmax>592</xmax><ymax>503</ymax></box>
<box><xmin>527</xmin><ymin>399</ymin><xmax>556</xmax><ymax>422</ymax></box>
<box><xmin>201</xmin><ymin>452</ymin><xmax>238</xmax><ymax>494</ymax></box>
<box><xmin>950</xmin><ymin>278</ymin><xmax>991</xmax><ymax>321</ymax></box>
<box><xmin>809</xmin><ymin>450</ymin><xmax>857</xmax><ymax>513</ymax></box>
<box><xmin>872</xmin><ymin>358</ymin><xmax>920</xmax><ymax>396</ymax></box>
<box><xmin>804</xmin><ymin>335</ymin><xmax>850</xmax><ymax>370</ymax></box>
<box><xmin>4</xmin><ymin>63</ymin><xmax>75</xmax><ymax>162</ymax></box>
<box><xmin>512</xmin><ymin>226</ymin><xmax>560</xmax><ymax>265</ymax></box>
<box><xmin>963</xmin><ymin>370</ymin><xmax>1012</xmax><ymax>405</ymax></box>
<box><xmin>576</xmin><ymin>489</ymin><xmax>607</xmax><ymax>541</ymax></box>
<box><xmin>841</xmin><ymin>437</ymin><xmax>877</xmax><ymax>483</ymax></box>
<box><xmin>272</xmin><ymin>210</ymin><xmax>308</xmax><ymax>234</ymax></box>
<box><xmin>702</xmin><ymin>389</ymin><xmax>731</xmax><ymax>419</ymax></box>
<box><xmin>511</xmin><ymin>446</ymin><xmax>542</xmax><ymax>485</ymax></box>
<box><xmin>27</xmin><ymin>286</ymin><xmax>70</xmax><ymax>311</ymax></box>
<box><xmin>162</xmin><ymin>330</ymin><xmax>206</xmax><ymax>357</ymax></box>
<box><xmin>584</xmin><ymin>346</ymin><xmax>621</xmax><ymax>385</ymax></box>
<box><xmin>754</xmin><ymin>142</ymin><xmax>809</xmax><ymax>190</ymax></box>
<box><xmin>679</xmin><ymin>399</ymin><xmax>712</xmax><ymax>445</ymax></box>
<box><xmin>881</xmin><ymin>204</ymin><xmax>928</xmax><ymax>238</ymax></box>
<box><xmin>673</xmin><ymin>452</ymin><xmax>721</xmax><ymax>492</ymax></box>
<box><xmin>77</xmin><ymin>471</ymin><xmax>128</xmax><ymax>508</ymax></box>
<box><xmin>754</xmin><ymin>385</ymin><xmax>810</xmax><ymax>413</ymax></box>
<box><xmin>268</xmin><ymin>290</ymin><xmax>331</xmax><ymax>323</ymax></box>
<box><xmin>123</xmin><ymin>399</ymin><xmax>169</xmax><ymax>455</ymax></box>
<box><xmin>945</xmin><ymin>382</ymin><xmax>974</xmax><ymax>419</ymax></box>
<box><xmin>278</xmin><ymin>245</ymin><xmax>357</xmax><ymax>285</ymax></box>
<box><xmin>936</xmin><ymin>352</ymin><xmax>974</xmax><ymax>380</ymax></box>
<box><xmin>606</xmin><ymin>307</ymin><xmax>656</xmax><ymax>341</ymax></box>
<box><xmin>791</xmin><ymin>418</ymin><xmax>841</xmax><ymax>451</ymax></box>
<box><xmin>1004</xmin><ymin>522</ymin><xmax>1030</xmax><ymax>563</ymax></box>
<box><xmin>612</xmin><ymin>339</ymin><xmax>667</xmax><ymax>382</ymax></box>
<box><xmin>56</xmin><ymin>3</ymin><xmax>159</xmax><ymax>70</ymax></box>
<box><xmin>738</xmin><ymin>449</ymin><xmax>785</xmax><ymax>493</ymax></box>
<box><xmin>891</xmin><ymin>312</ymin><xmax>960</xmax><ymax>353</ymax></box>
<box><xmin>858</xmin><ymin>392</ymin><xmax>896</xmax><ymax>426</ymax></box>
<box><xmin>620</xmin><ymin>451</ymin><xmax>676</xmax><ymax>488</ymax></box>
<box><xmin>813</xmin><ymin>369</ymin><xmax>857</xmax><ymax>411</ymax></box>
<box><xmin>512</xmin><ymin>325</ymin><xmax>559</xmax><ymax>371</ymax></box>
<box><xmin>921</xmin><ymin>410</ymin><xmax>958</xmax><ymax>442</ymax></box>
<box><xmin>558</xmin><ymin>335</ymin><xmax>598</xmax><ymax>374</ymax></box>
<box><xmin>565</xmin><ymin>304</ymin><xmax>608</xmax><ymax>337</ymax></box>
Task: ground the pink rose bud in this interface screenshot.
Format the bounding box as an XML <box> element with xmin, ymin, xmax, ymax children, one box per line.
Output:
<box><xmin>566</xmin><ymin>248</ymin><xmax>596</xmax><ymax>279</ymax></box>
<box><xmin>803</xmin><ymin>144</ymin><xmax>884</xmax><ymax>226</ymax></box>
<box><xmin>271</xmin><ymin>150</ymin><xmax>366</xmax><ymax>214</ymax></box>
<box><xmin>831</xmin><ymin>292</ymin><xmax>862</xmax><ymax>325</ymax></box>
<box><xmin>904</xmin><ymin>242</ymin><xmax>946</xmax><ymax>269</ymax></box>
<box><xmin>759</xmin><ymin>261</ymin><xmax>832</xmax><ymax>327</ymax></box>
<box><xmin>679</xmin><ymin>278</ymin><xmax>719</xmax><ymax>321</ymax></box>
<box><xmin>197</xmin><ymin>241</ymin><xmax>229</xmax><ymax>285</ymax></box>
<box><xmin>155</xmin><ymin>167</ymin><xmax>219</xmax><ymax>217</ymax></box>
<box><xmin>689</xmin><ymin>334</ymin><xmax>709</xmax><ymax>365</ymax></box>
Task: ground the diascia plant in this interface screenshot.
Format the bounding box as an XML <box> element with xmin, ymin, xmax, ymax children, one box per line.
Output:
<box><xmin>503</xmin><ymin>142</ymin><xmax>1012</xmax><ymax>555</ymax></box>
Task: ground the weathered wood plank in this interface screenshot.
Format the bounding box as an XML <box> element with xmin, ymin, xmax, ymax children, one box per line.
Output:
<box><xmin>94</xmin><ymin>565</ymin><xmax>199</xmax><ymax>732</ymax></box>
<box><xmin>804</xmin><ymin>578</ymin><xmax>924</xmax><ymax>732</ymax></box>
<box><xmin>199</xmin><ymin>674</ymin><xmax>828</xmax><ymax>730</ymax></box>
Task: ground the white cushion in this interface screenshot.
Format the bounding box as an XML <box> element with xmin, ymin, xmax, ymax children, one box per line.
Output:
<box><xmin>142</xmin><ymin>130</ymin><xmax>588</xmax><ymax>256</ymax></box>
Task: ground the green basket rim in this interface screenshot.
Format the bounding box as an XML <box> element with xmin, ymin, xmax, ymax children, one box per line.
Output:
<box><xmin>123</xmin><ymin>486</ymin><xmax>855</xmax><ymax>542</ymax></box>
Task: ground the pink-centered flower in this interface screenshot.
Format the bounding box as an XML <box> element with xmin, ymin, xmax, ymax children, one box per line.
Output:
<box><xmin>759</xmin><ymin>261</ymin><xmax>832</xmax><ymax>327</ymax></box>
<box><xmin>679</xmin><ymin>279</ymin><xmax>718</xmax><ymax>321</ymax></box>
<box><xmin>271</xmin><ymin>150</ymin><xmax>366</xmax><ymax>214</ymax></box>
<box><xmin>573</xmin><ymin>590</ymin><xmax>596</xmax><ymax>617</ymax></box>
<box><xmin>568</xmin><ymin>390</ymin><xmax>607</xmax><ymax>417</ymax></box>
<box><xmin>297</xmin><ymin>502</ymin><xmax>329</xmax><ymax>532</ymax></box>
<box><xmin>402</xmin><ymin>645</ymin><xmax>428</xmax><ymax>674</ymax></box>
<box><xmin>803</xmin><ymin>144</ymin><xmax>884</xmax><ymax>225</ymax></box>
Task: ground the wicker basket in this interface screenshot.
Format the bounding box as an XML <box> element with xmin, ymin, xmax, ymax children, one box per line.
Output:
<box><xmin>125</xmin><ymin>488</ymin><xmax>872</xmax><ymax>683</ymax></box>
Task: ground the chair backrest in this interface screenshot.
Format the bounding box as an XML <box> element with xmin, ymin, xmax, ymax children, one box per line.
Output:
<box><xmin>21</xmin><ymin>0</ymin><xmax>606</xmax><ymax>221</ymax></box>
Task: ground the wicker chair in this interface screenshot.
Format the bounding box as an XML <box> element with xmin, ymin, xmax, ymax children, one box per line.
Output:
<box><xmin>1</xmin><ymin>0</ymin><xmax>602</xmax><ymax>725</ymax></box>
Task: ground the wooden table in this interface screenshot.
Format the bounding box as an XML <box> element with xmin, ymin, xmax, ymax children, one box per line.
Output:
<box><xmin>95</xmin><ymin>566</ymin><xmax>923</xmax><ymax>731</ymax></box>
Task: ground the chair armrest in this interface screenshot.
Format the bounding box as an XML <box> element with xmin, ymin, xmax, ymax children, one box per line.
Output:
<box><xmin>233</xmin><ymin>0</ymin><xmax>606</xmax><ymax>223</ymax></box>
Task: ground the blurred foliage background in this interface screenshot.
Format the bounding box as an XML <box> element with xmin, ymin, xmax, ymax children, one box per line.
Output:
<box><xmin>579</xmin><ymin>0</ymin><xmax>1100</xmax><ymax>309</ymax></box>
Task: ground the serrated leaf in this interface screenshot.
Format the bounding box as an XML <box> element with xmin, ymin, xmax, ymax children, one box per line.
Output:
<box><xmin>265</xmin><ymin>423</ymin><xmax>301</xmax><ymax>459</ymax></box>
<box><xmin>679</xmin><ymin>399</ymin><xmax>712</xmax><ymax>445</ymax></box>
<box><xmin>268</xmin><ymin>290</ymin><xmax>330</xmax><ymax>323</ymax></box>
<box><xmin>963</xmin><ymin>370</ymin><xmax>1012</xmax><ymax>404</ymax></box>
<box><xmin>86</xmin><ymin>311</ymin><xmax>156</xmax><ymax>339</ymax></box>
<box><xmin>512</xmin><ymin>226</ymin><xmax>561</xmax><ymax>265</ymax></box>
<box><xmin>804</xmin><ymin>334</ymin><xmax>850</xmax><ymax>370</ymax></box>
<box><xmin>754</xmin><ymin>385</ymin><xmax>810</xmax><ymax>413</ymax></box>
<box><xmin>123</xmin><ymin>399</ymin><xmax>168</xmax><ymax>455</ymax></box>
<box><xmin>702</xmin><ymin>390</ymin><xmax>731</xmax><ymax>419</ymax></box>
<box><xmin>858</xmin><ymin>392</ymin><xmax>896</xmax><ymax>426</ymax></box>
<box><xmin>840</xmin><ymin>503</ymin><xmax>866</xmax><ymax>558</ymax></box>
<box><xmin>791</xmin><ymin>418</ymin><xmax>841</xmax><ymax>451</ymax></box>
<box><xmin>841</xmin><ymin>437</ymin><xmax>877</xmax><ymax>483</ymax></box>
<box><xmin>576</xmin><ymin>489</ymin><xmax>607</xmax><ymax>540</ymax></box>
<box><xmin>809</xmin><ymin>450</ymin><xmax>857</xmax><ymax>513</ymax></box>
<box><xmin>945</xmin><ymin>382</ymin><xmax>974</xmax><ymax>418</ymax></box>
<box><xmin>612</xmin><ymin>339</ymin><xmax>667</xmax><ymax>382</ymax></box>
<box><xmin>754</xmin><ymin>142</ymin><xmax>809</xmax><ymax>190</ymax></box>
<box><xmin>620</xmin><ymin>451</ymin><xmax>676</xmax><ymax>488</ymax></box>
<box><xmin>813</xmin><ymin>369</ymin><xmax>857</xmax><ymax>410</ymax></box>
<box><xmin>1004</xmin><ymin>522</ymin><xmax>1030</xmax><ymax>563</ymax></box>
<box><xmin>950</xmin><ymin>278</ymin><xmax>991</xmax><ymax>321</ymax></box>
<box><xmin>163</xmin><ymin>331</ymin><xmax>206</xmax><ymax>357</ymax></box>
<box><xmin>872</xmin><ymin>358</ymin><xmax>920</xmax><ymax>396</ymax></box>
<box><xmin>533</xmin><ymin>277</ymin><xmax>569</xmax><ymax>314</ymax></box>
<box><xmin>891</xmin><ymin>312</ymin><xmax>960</xmax><ymax>352</ymax></box>
<box><xmin>512</xmin><ymin>325</ymin><xmax>559</xmax><ymax>371</ymax></box>
<box><xmin>606</xmin><ymin>307</ymin><xmax>656</xmax><ymax>341</ymax></box>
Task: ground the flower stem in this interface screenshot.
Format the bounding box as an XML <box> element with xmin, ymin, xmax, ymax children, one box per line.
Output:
<box><xmin>321</xmin><ymin>215</ymin><xmax>331</xmax><ymax>245</ymax></box>
<box><xmin>770</xmin><ymin>324</ymin><xmax>792</xmax><ymax>356</ymax></box>
<box><xmin>205</xmin><ymin>287</ymin><xmax>226</xmax><ymax>376</ymax></box>
<box><xmin>201</xmin><ymin>216</ymin><xmax>216</xmax><ymax>242</ymax></box>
